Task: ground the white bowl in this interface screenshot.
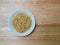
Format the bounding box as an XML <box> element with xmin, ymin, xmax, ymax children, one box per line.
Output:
<box><xmin>8</xmin><ymin>9</ymin><xmax>35</xmax><ymax>36</ymax></box>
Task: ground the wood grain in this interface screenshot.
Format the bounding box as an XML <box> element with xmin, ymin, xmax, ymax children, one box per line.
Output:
<box><xmin>0</xmin><ymin>25</ymin><xmax>60</xmax><ymax>45</ymax></box>
<box><xmin>0</xmin><ymin>0</ymin><xmax>60</xmax><ymax>25</ymax></box>
<box><xmin>0</xmin><ymin>0</ymin><xmax>60</xmax><ymax>45</ymax></box>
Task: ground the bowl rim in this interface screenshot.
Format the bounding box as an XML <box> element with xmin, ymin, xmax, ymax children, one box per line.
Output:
<box><xmin>8</xmin><ymin>9</ymin><xmax>35</xmax><ymax>36</ymax></box>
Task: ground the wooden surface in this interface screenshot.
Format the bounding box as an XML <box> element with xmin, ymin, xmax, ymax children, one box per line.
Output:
<box><xmin>0</xmin><ymin>0</ymin><xmax>60</xmax><ymax>45</ymax></box>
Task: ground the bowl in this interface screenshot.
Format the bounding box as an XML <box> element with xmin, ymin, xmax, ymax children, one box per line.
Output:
<box><xmin>8</xmin><ymin>9</ymin><xmax>35</xmax><ymax>36</ymax></box>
